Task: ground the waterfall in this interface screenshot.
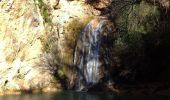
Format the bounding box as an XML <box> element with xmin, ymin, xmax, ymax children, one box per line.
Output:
<box><xmin>73</xmin><ymin>18</ymin><xmax>111</xmax><ymax>90</ymax></box>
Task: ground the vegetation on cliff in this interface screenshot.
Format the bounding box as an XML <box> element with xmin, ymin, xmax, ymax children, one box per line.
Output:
<box><xmin>0</xmin><ymin>0</ymin><xmax>170</xmax><ymax>95</ymax></box>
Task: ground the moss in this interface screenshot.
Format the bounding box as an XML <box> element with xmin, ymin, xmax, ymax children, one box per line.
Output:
<box><xmin>59</xmin><ymin>16</ymin><xmax>95</xmax><ymax>65</ymax></box>
<box><xmin>115</xmin><ymin>0</ymin><xmax>160</xmax><ymax>49</ymax></box>
<box><xmin>127</xmin><ymin>1</ymin><xmax>160</xmax><ymax>34</ymax></box>
<box><xmin>44</xmin><ymin>41</ymin><xmax>51</xmax><ymax>53</ymax></box>
<box><xmin>57</xmin><ymin>68</ymin><xmax>65</xmax><ymax>78</ymax></box>
<box><xmin>65</xmin><ymin>16</ymin><xmax>94</xmax><ymax>48</ymax></box>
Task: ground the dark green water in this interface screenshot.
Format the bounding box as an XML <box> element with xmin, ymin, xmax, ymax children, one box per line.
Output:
<box><xmin>0</xmin><ymin>91</ymin><xmax>169</xmax><ymax>100</ymax></box>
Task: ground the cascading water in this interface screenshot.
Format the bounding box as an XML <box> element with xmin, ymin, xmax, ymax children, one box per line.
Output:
<box><xmin>73</xmin><ymin>18</ymin><xmax>112</xmax><ymax>90</ymax></box>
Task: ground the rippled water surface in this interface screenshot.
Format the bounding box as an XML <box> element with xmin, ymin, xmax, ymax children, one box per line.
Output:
<box><xmin>0</xmin><ymin>91</ymin><xmax>169</xmax><ymax>100</ymax></box>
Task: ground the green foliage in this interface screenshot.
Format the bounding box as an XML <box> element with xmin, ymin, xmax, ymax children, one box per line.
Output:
<box><xmin>115</xmin><ymin>0</ymin><xmax>160</xmax><ymax>51</ymax></box>
<box><xmin>34</xmin><ymin>0</ymin><xmax>54</xmax><ymax>53</ymax></box>
<box><xmin>57</xmin><ymin>68</ymin><xmax>65</xmax><ymax>78</ymax></box>
<box><xmin>127</xmin><ymin>1</ymin><xmax>160</xmax><ymax>34</ymax></box>
<box><xmin>34</xmin><ymin>0</ymin><xmax>52</xmax><ymax>25</ymax></box>
<box><xmin>44</xmin><ymin>41</ymin><xmax>51</xmax><ymax>53</ymax></box>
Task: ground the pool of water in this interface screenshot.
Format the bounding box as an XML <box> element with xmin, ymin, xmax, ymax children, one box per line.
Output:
<box><xmin>0</xmin><ymin>91</ymin><xmax>169</xmax><ymax>100</ymax></box>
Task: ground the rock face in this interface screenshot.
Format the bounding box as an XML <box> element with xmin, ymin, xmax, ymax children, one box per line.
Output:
<box><xmin>43</xmin><ymin>0</ymin><xmax>101</xmax><ymax>89</ymax></box>
<box><xmin>0</xmin><ymin>0</ymin><xmax>100</xmax><ymax>94</ymax></box>
<box><xmin>0</xmin><ymin>0</ymin><xmax>170</xmax><ymax>95</ymax></box>
<box><xmin>0</xmin><ymin>0</ymin><xmax>61</xmax><ymax>94</ymax></box>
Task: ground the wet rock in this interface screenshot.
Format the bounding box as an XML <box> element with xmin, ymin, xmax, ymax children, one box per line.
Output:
<box><xmin>73</xmin><ymin>17</ymin><xmax>117</xmax><ymax>90</ymax></box>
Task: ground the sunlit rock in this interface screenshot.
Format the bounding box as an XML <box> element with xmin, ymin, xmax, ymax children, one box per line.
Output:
<box><xmin>0</xmin><ymin>0</ymin><xmax>58</xmax><ymax>94</ymax></box>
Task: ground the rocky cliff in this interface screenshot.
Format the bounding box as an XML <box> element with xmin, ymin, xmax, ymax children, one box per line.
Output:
<box><xmin>0</xmin><ymin>0</ymin><xmax>100</xmax><ymax>95</ymax></box>
<box><xmin>0</xmin><ymin>0</ymin><xmax>170</xmax><ymax>95</ymax></box>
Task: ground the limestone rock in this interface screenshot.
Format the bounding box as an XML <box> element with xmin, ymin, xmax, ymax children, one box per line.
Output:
<box><xmin>0</xmin><ymin>0</ymin><xmax>58</xmax><ymax>95</ymax></box>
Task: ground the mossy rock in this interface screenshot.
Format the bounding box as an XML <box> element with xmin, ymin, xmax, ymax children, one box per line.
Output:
<box><xmin>65</xmin><ymin>16</ymin><xmax>94</xmax><ymax>48</ymax></box>
<box><xmin>113</xmin><ymin>0</ymin><xmax>162</xmax><ymax>82</ymax></box>
<box><xmin>127</xmin><ymin>1</ymin><xmax>160</xmax><ymax>34</ymax></box>
<box><xmin>115</xmin><ymin>0</ymin><xmax>160</xmax><ymax>50</ymax></box>
<box><xmin>116</xmin><ymin>0</ymin><xmax>160</xmax><ymax>34</ymax></box>
<box><xmin>60</xmin><ymin>16</ymin><xmax>95</xmax><ymax>65</ymax></box>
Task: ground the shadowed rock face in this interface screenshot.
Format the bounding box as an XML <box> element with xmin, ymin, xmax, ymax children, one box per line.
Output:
<box><xmin>73</xmin><ymin>17</ymin><xmax>116</xmax><ymax>90</ymax></box>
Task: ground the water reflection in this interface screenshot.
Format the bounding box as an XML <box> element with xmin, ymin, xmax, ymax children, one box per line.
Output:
<box><xmin>0</xmin><ymin>91</ymin><xmax>169</xmax><ymax>100</ymax></box>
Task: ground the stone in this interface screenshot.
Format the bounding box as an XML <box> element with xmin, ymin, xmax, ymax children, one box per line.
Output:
<box><xmin>73</xmin><ymin>17</ymin><xmax>116</xmax><ymax>90</ymax></box>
